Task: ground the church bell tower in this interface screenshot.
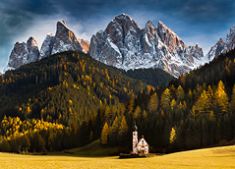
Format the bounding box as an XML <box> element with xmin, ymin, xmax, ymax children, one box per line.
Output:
<box><xmin>132</xmin><ymin>124</ymin><xmax>138</xmax><ymax>154</ymax></box>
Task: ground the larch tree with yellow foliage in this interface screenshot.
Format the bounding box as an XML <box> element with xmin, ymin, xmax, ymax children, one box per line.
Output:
<box><xmin>192</xmin><ymin>88</ymin><xmax>213</xmax><ymax>116</ymax></box>
<box><xmin>215</xmin><ymin>81</ymin><xmax>229</xmax><ymax>113</ymax></box>
<box><xmin>169</xmin><ymin>127</ymin><xmax>176</xmax><ymax>144</ymax></box>
<box><xmin>100</xmin><ymin>122</ymin><xmax>109</xmax><ymax>145</ymax></box>
<box><xmin>160</xmin><ymin>88</ymin><xmax>171</xmax><ymax>112</ymax></box>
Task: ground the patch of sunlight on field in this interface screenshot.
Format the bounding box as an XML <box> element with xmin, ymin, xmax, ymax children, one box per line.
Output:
<box><xmin>0</xmin><ymin>145</ymin><xmax>235</xmax><ymax>169</ymax></box>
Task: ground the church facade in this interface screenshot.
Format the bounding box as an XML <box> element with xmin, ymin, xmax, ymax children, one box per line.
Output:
<box><xmin>132</xmin><ymin>124</ymin><xmax>149</xmax><ymax>155</ymax></box>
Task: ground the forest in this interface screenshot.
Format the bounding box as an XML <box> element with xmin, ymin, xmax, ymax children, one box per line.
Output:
<box><xmin>0</xmin><ymin>50</ymin><xmax>235</xmax><ymax>153</ymax></box>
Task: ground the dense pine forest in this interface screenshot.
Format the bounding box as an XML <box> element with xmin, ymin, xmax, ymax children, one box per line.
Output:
<box><xmin>0</xmin><ymin>50</ymin><xmax>235</xmax><ymax>153</ymax></box>
<box><xmin>0</xmin><ymin>51</ymin><xmax>145</xmax><ymax>152</ymax></box>
<box><xmin>125</xmin><ymin>68</ymin><xmax>175</xmax><ymax>87</ymax></box>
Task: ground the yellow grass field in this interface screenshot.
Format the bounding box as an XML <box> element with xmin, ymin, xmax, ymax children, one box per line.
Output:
<box><xmin>0</xmin><ymin>145</ymin><xmax>235</xmax><ymax>169</ymax></box>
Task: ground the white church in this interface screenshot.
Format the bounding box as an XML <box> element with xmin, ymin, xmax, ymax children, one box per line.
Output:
<box><xmin>132</xmin><ymin>124</ymin><xmax>149</xmax><ymax>155</ymax></box>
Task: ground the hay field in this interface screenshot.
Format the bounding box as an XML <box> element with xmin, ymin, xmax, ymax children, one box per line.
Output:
<box><xmin>0</xmin><ymin>145</ymin><xmax>235</xmax><ymax>169</ymax></box>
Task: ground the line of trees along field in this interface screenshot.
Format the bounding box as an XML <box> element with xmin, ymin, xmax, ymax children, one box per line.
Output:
<box><xmin>0</xmin><ymin>50</ymin><xmax>235</xmax><ymax>153</ymax></box>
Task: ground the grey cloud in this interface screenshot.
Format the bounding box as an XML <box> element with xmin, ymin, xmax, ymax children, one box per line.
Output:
<box><xmin>0</xmin><ymin>0</ymin><xmax>235</xmax><ymax>70</ymax></box>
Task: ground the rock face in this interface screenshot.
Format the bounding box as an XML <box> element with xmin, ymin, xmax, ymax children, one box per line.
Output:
<box><xmin>51</xmin><ymin>21</ymin><xmax>83</xmax><ymax>55</ymax></box>
<box><xmin>89</xmin><ymin>14</ymin><xmax>205</xmax><ymax>77</ymax></box>
<box><xmin>39</xmin><ymin>34</ymin><xmax>54</xmax><ymax>59</ymax></box>
<box><xmin>79</xmin><ymin>39</ymin><xmax>90</xmax><ymax>54</ymax></box>
<box><xmin>39</xmin><ymin>21</ymin><xmax>88</xmax><ymax>59</ymax></box>
<box><xmin>226</xmin><ymin>26</ymin><xmax>235</xmax><ymax>51</ymax></box>
<box><xmin>207</xmin><ymin>38</ymin><xmax>226</xmax><ymax>61</ymax></box>
<box><xmin>90</xmin><ymin>14</ymin><xmax>141</xmax><ymax>68</ymax></box>
<box><xmin>7</xmin><ymin>21</ymin><xmax>89</xmax><ymax>70</ymax></box>
<box><xmin>8</xmin><ymin>37</ymin><xmax>40</xmax><ymax>69</ymax></box>
<box><xmin>207</xmin><ymin>26</ymin><xmax>235</xmax><ymax>61</ymax></box>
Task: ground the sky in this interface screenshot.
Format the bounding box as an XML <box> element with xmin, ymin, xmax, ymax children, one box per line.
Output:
<box><xmin>0</xmin><ymin>0</ymin><xmax>235</xmax><ymax>71</ymax></box>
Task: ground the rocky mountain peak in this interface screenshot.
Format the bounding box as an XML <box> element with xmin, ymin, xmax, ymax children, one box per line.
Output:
<box><xmin>7</xmin><ymin>20</ymin><xmax>89</xmax><ymax>71</ymax></box>
<box><xmin>206</xmin><ymin>25</ymin><xmax>235</xmax><ymax>61</ymax></box>
<box><xmin>226</xmin><ymin>25</ymin><xmax>235</xmax><ymax>51</ymax></box>
<box><xmin>228</xmin><ymin>26</ymin><xmax>235</xmax><ymax>36</ymax></box>
<box><xmin>27</xmin><ymin>37</ymin><xmax>38</xmax><ymax>47</ymax></box>
<box><xmin>51</xmin><ymin>21</ymin><xmax>83</xmax><ymax>55</ymax></box>
<box><xmin>55</xmin><ymin>21</ymin><xmax>71</xmax><ymax>38</ymax></box>
<box><xmin>186</xmin><ymin>45</ymin><xmax>204</xmax><ymax>61</ymax></box>
<box><xmin>114</xmin><ymin>13</ymin><xmax>132</xmax><ymax>20</ymax></box>
<box><xmin>145</xmin><ymin>21</ymin><xmax>157</xmax><ymax>35</ymax></box>
<box><xmin>157</xmin><ymin>21</ymin><xmax>185</xmax><ymax>53</ymax></box>
<box><xmin>106</xmin><ymin>14</ymin><xmax>140</xmax><ymax>37</ymax></box>
<box><xmin>8</xmin><ymin>37</ymin><xmax>40</xmax><ymax>69</ymax></box>
<box><xmin>218</xmin><ymin>38</ymin><xmax>225</xmax><ymax>43</ymax></box>
<box><xmin>207</xmin><ymin>38</ymin><xmax>226</xmax><ymax>61</ymax></box>
<box><xmin>39</xmin><ymin>34</ymin><xmax>55</xmax><ymax>59</ymax></box>
<box><xmin>89</xmin><ymin>14</ymin><xmax>205</xmax><ymax>77</ymax></box>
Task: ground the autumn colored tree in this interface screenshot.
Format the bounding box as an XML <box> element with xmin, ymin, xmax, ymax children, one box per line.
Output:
<box><xmin>192</xmin><ymin>90</ymin><xmax>211</xmax><ymax>116</ymax></box>
<box><xmin>100</xmin><ymin>122</ymin><xmax>109</xmax><ymax>145</ymax></box>
<box><xmin>170</xmin><ymin>99</ymin><xmax>177</xmax><ymax>111</ymax></box>
<box><xmin>215</xmin><ymin>81</ymin><xmax>229</xmax><ymax>113</ymax></box>
<box><xmin>133</xmin><ymin>106</ymin><xmax>141</xmax><ymax>119</ymax></box>
<box><xmin>160</xmin><ymin>88</ymin><xmax>171</xmax><ymax>112</ymax></box>
<box><xmin>169</xmin><ymin>127</ymin><xmax>176</xmax><ymax>144</ymax></box>
<box><xmin>176</xmin><ymin>85</ymin><xmax>185</xmax><ymax>102</ymax></box>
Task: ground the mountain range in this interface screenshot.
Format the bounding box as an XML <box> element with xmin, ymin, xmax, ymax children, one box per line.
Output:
<box><xmin>1</xmin><ymin>14</ymin><xmax>235</xmax><ymax>153</ymax></box>
<box><xmin>207</xmin><ymin>26</ymin><xmax>235</xmax><ymax>61</ymax></box>
<box><xmin>6</xmin><ymin>14</ymin><xmax>235</xmax><ymax>77</ymax></box>
<box><xmin>7</xmin><ymin>21</ymin><xmax>89</xmax><ymax>70</ymax></box>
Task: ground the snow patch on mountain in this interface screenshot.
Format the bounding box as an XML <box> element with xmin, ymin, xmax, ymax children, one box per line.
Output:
<box><xmin>7</xmin><ymin>37</ymin><xmax>40</xmax><ymax>69</ymax></box>
<box><xmin>7</xmin><ymin>21</ymin><xmax>89</xmax><ymax>71</ymax></box>
<box><xmin>206</xmin><ymin>26</ymin><xmax>235</xmax><ymax>61</ymax></box>
<box><xmin>89</xmin><ymin>14</ymin><xmax>205</xmax><ymax>77</ymax></box>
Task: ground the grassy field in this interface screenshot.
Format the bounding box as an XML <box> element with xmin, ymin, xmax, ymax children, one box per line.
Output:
<box><xmin>0</xmin><ymin>145</ymin><xmax>235</xmax><ymax>169</ymax></box>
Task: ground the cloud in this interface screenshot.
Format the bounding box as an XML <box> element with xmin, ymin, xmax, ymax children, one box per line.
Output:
<box><xmin>0</xmin><ymin>0</ymin><xmax>235</xmax><ymax>71</ymax></box>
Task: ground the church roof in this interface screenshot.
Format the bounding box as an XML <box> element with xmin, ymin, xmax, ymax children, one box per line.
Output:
<box><xmin>137</xmin><ymin>138</ymin><xmax>149</xmax><ymax>146</ymax></box>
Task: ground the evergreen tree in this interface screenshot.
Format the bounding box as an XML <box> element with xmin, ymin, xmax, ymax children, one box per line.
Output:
<box><xmin>109</xmin><ymin>116</ymin><xmax>119</xmax><ymax>145</ymax></box>
<box><xmin>118</xmin><ymin>116</ymin><xmax>128</xmax><ymax>145</ymax></box>
<box><xmin>148</xmin><ymin>92</ymin><xmax>159</xmax><ymax>112</ymax></box>
<box><xmin>230</xmin><ymin>85</ymin><xmax>235</xmax><ymax>113</ymax></box>
<box><xmin>127</xmin><ymin>94</ymin><xmax>135</xmax><ymax>113</ymax></box>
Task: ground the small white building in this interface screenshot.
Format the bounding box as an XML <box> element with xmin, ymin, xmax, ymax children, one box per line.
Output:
<box><xmin>132</xmin><ymin>124</ymin><xmax>149</xmax><ymax>155</ymax></box>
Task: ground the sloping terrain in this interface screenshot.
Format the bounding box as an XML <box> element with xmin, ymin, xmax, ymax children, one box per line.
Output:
<box><xmin>0</xmin><ymin>145</ymin><xmax>234</xmax><ymax>169</ymax></box>
<box><xmin>0</xmin><ymin>51</ymin><xmax>145</xmax><ymax>151</ymax></box>
<box><xmin>125</xmin><ymin>68</ymin><xmax>175</xmax><ymax>87</ymax></box>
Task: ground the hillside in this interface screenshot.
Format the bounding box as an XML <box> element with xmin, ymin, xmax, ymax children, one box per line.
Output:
<box><xmin>0</xmin><ymin>51</ymin><xmax>145</xmax><ymax>152</ymax></box>
<box><xmin>117</xmin><ymin>49</ymin><xmax>235</xmax><ymax>152</ymax></box>
<box><xmin>0</xmin><ymin>145</ymin><xmax>234</xmax><ymax>169</ymax></box>
<box><xmin>1</xmin><ymin>49</ymin><xmax>235</xmax><ymax>154</ymax></box>
<box><xmin>174</xmin><ymin>48</ymin><xmax>235</xmax><ymax>90</ymax></box>
<box><xmin>125</xmin><ymin>68</ymin><xmax>175</xmax><ymax>87</ymax></box>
